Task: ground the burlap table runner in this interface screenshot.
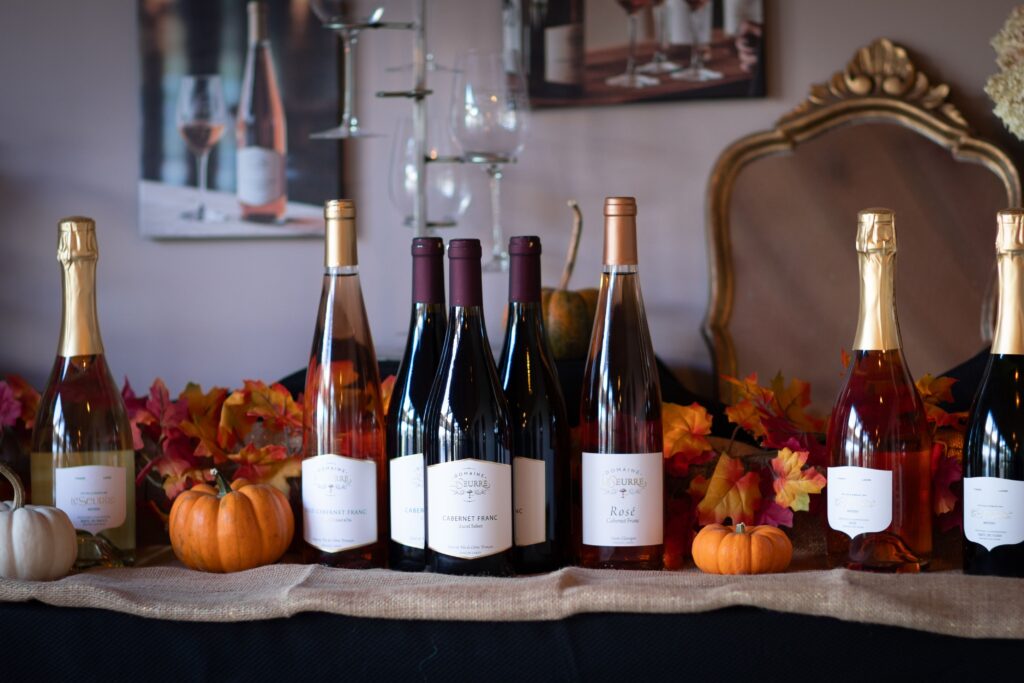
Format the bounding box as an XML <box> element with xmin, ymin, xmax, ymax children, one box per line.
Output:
<box><xmin>0</xmin><ymin>547</ymin><xmax>1020</xmax><ymax>639</ymax></box>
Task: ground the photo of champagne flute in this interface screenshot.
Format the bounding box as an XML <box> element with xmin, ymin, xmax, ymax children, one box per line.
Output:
<box><xmin>637</xmin><ymin>0</ymin><xmax>681</xmax><ymax>74</ymax></box>
<box><xmin>606</xmin><ymin>0</ymin><xmax>659</xmax><ymax>88</ymax></box>
<box><xmin>672</xmin><ymin>0</ymin><xmax>723</xmax><ymax>82</ymax></box>
<box><xmin>175</xmin><ymin>74</ymin><xmax>227</xmax><ymax>222</ymax></box>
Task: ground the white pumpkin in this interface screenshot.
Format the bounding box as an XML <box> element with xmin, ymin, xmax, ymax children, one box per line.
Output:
<box><xmin>0</xmin><ymin>464</ymin><xmax>77</xmax><ymax>581</ymax></box>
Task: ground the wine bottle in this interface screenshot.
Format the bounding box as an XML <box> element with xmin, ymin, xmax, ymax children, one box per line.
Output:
<box><xmin>499</xmin><ymin>236</ymin><xmax>570</xmax><ymax>573</ymax></box>
<box><xmin>236</xmin><ymin>0</ymin><xmax>287</xmax><ymax>222</ymax></box>
<box><xmin>424</xmin><ymin>239</ymin><xmax>515</xmax><ymax>576</ymax></box>
<box><xmin>963</xmin><ymin>209</ymin><xmax>1024</xmax><ymax>577</ymax></box>
<box><xmin>518</xmin><ymin>0</ymin><xmax>584</xmax><ymax>99</ymax></box>
<box><xmin>578</xmin><ymin>197</ymin><xmax>664</xmax><ymax>570</ymax></box>
<box><xmin>386</xmin><ymin>237</ymin><xmax>447</xmax><ymax>572</ymax></box>
<box><xmin>30</xmin><ymin>217</ymin><xmax>135</xmax><ymax>569</ymax></box>
<box><xmin>301</xmin><ymin>200</ymin><xmax>387</xmax><ymax>568</ymax></box>
<box><xmin>825</xmin><ymin>208</ymin><xmax>932</xmax><ymax>572</ymax></box>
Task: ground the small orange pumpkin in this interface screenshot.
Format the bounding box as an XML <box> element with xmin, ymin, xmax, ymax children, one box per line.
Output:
<box><xmin>169</xmin><ymin>469</ymin><xmax>294</xmax><ymax>573</ymax></box>
<box><xmin>691</xmin><ymin>522</ymin><xmax>793</xmax><ymax>575</ymax></box>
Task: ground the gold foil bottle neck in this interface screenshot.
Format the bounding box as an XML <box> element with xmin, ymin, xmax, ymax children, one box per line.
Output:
<box><xmin>57</xmin><ymin>216</ymin><xmax>98</xmax><ymax>265</ymax></box>
<box><xmin>856</xmin><ymin>208</ymin><xmax>896</xmax><ymax>253</ymax></box>
<box><xmin>996</xmin><ymin>209</ymin><xmax>1024</xmax><ymax>253</ymax></box>
<box><xmin>603</xmin><ymin>196</ymin><xmax>638</xmax><ymax>266</ymax></box>
<box><xmin>324</xmin><ymin>199</ymin><xmax>357</xmax><ymax>267</ymax></box>
<box><xmin>56</xmin><ymin>216</ymin><xmax>104</xmax><ymax>357</ymax></box>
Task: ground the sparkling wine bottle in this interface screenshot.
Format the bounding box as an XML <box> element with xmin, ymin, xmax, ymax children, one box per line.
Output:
<box><xmin>826</xmin><ymin>208</ymin><xmax>932</xmax><ymax>572</ymax></box>
<box><xmin>499</xmin><ymin>236</ymin><xmax>570</xmax><ymax>573</ymax></box>
<box><xmin>963</xmin><ymin>209</ymin><xmax>1024</xmax><ymax>577</ymax></box>
<box><xmin>424</xmin><ymin>239</ymin><xmax>515</xmax><ymax>576</ymax></box>
<box><xmin>31</xmin><ymin>217</ymin><xmax>135</xmax><ymax>569</ymax></box>
<box><xmin>578</xmin><ymin>197</ymin><xmax>664</xmax><ymax>570</ymax></box>
<box><xmin>301</xmin><ymin>200</ymin><xmax>387</xmax><ymax>568</ymax></box>
<box><xmin>236</xmin><ymin>0</ymin><xmax>287</xmax><ymax>222</ymax></box>
<box><xmin>386</xmin><ymin>237</ymin><xmax>447</xmax><ymax>571</ymax></box>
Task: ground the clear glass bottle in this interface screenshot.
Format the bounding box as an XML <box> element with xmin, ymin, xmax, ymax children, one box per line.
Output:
<box><xmin>963</xmin><ymin>209</ymin><xmax>1024</xmax><ymax>577</ymax></box>
<box><xmin>825</xmin><ymin>208</ymin><xmax>932</xmax><ymax>572</ymax></box>
<box><xmin>301</xmin><ymin>200</ymin><xmax>387</xmax><ymax>568</ymax></box>
<box><xmin>31</xmin><ymin>216</ymin><xmax>135</xmax><ymax>568</ymax></box>
<box><xmin>578</xmin><ymin>197</ymin><xmax>664</xmax><ymax>570</ymax></box>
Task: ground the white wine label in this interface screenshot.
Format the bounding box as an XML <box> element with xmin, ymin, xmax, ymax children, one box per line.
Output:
<box><xmin>427</xmin><ymin>458</ymin><xmax>512</xmax><ymax>559</ymax></box>
<box><xmin>302</xmin><ymin>454</ymin><xmax>377</xmax><ymax>553</ymax></box>
<box><xmin>55</xmin><ymin>465</ymin><xmax>126</xmax><ymax>535</ymax></box>
<box><xmin>582</xmin><ymin>452</ymin><xmax>663</xmax><ymax>547</ymax></box>
<box><xmin>827</xmin><ymin>466</ymin><xmax>893</xmax><ymax>539</ymax></box>
<box><xmin>544</xmin><ymin>24</ymin><xmax>583</xmax><ymax>85</ymax></box>
<box><xmin>513</xmin><ymin>456</ymin><xmax>546</xmax><ymax>547</ymax></box>
<box><xmin>964</xmin><ymin>476</ymin><xmax>1024</xmax><ymax>551</ymax></box>
<box><xmin>236</xmin><ymin>147</ymin><xmax>285</xmax><ymax>206</ymax></box>
<box><xmin>389</xmin><ymin>453</ymin><xmax>425</xmax><ymax>549</ymax></box>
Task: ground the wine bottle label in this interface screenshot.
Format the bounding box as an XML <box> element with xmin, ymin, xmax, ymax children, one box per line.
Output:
<box><xmin>389</xmin><ymin>453</ymin><xmax>425</xmax><ymax>550</ymax></box>
<box><xmin>237</xmin><ymin>147</ymin><xmax>285</xmax><ymax>206</ymax></box>
<box><xmin>827</xmin><ymin>466</ymin><xmax>893</xmax><ymax>539</ymax></box>
<box><xmin>513</xmin><ymin>456</ymin><xmax>546</xmax><ymax>547</ymax></box>
<box><xmin>544</xmin><ymin>24</ymin><xmax>583</xmax><ymax>85</ymax></box>
<box><xmin>427</xmin><ymin>458</ymin><xmax>512</xmax><ymax>560</ymax></box>
<box><xmin>54</xmin><ymin>465</ymin><xmax>126</xmax><ymax>535</ymax></box>
<box><xmin>964</xmin><ymin>476</ymin><xmax>1024</xmax><ymax>551</ymax></box>
<box><xmin>302</xmin><ymin>454</ymin><xmax>378</xmax><ymax>553</ymax></box>
<box><xmin>582</xmin><ymin>452</ymin><xmax>663</xmax><ymax>547</ymax></box>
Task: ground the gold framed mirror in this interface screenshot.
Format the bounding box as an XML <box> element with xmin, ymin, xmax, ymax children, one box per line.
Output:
<box><xmin>704</xmin><ymin>38</ymin><xmax>1022</xmax><ymax>408</ymax></box>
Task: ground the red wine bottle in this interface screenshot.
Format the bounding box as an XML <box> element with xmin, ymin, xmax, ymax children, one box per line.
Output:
<box><xmin>386</xmin><ymin>237</ymin><xmax>447</xmax><ymax>572</ymax></box>
<box><xmin>826</xmin><ymin>208</ymin><xmax>932</xmax><ymax>572</ymax></box>
<box><xmin>499</xmin><ymin>236</ymin><xmax>570</xmax><ymax>573</ymax></box>
<box><xmin>31</xmin><ymin>217</ymin><xmax>135</xmax><ymax>569</ymax></box>
<box><xmin>578</xmin><ymin>197</ymin><xmax>664</xmax><ymax>570</ymax></box>
<box><xmin>964</xmin><ymin>209</ymin><xmax>1024</xmax><ymax>577</ymax></box>
<box><xmin>425</xmin><ymin>239</ymin><xmax>514</xmax><ymax>576</ymax></box>
<box><xmin>301</xmin><ymin>200</ymin><xmax>387</xmax><ymax>568</ymax></box>
<box><xmin>517</xmin><ymin>0</ymin><xmax>584</xmax><ymax>99</ymax></box>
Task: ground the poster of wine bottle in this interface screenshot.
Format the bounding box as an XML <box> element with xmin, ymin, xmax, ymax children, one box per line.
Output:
<box><xmin>137</xmin><ymin>0</ymin><xmax>342</xmax><ymax>239</ymax></box>
<box><xmin>506</xmin><ymin>0</ymin><xmax>765</xmax><ymax>108</ymax></box>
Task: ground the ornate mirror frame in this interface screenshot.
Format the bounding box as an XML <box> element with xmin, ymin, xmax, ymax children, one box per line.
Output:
<box><xmin>703</xmin><ymin>38</ymin><xmax>1022</xmax><ymax>402</ymax></box>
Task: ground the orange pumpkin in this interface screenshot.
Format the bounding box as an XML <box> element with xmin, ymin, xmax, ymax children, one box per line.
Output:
<box><xmin>169</xmin><ymin>469</ymin><xmax>294</xmax><ymax>573</ymax></box>
<box><xmin>691</xmin><ymin>522</ymin><xmax>793</xmax><ymax>575</ymax></box>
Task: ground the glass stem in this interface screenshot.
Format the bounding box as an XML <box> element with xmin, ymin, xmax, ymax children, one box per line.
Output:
<box><xmin>487</xmin><ymin>163</ymin><xmax>504</xmax><ymax>260</ymax></box>
<box><xmin>654</xmin><ymin>4</ymin><xmax>667</xmax><ymax>63</ymax></box>
<box><xmin>626</xmin><ymin>13</ymin><xmax>639</xmax><ymax>78</ymax></box>
<box><xmin>197</xmin><ymin>149</ymin><xmax>210</xmax><ymax>221</ymax></box>
<box><xmin>340</xmin><ymin>29</ymin><xmax>358</xmax><ymax>133</ymax></box>
<box><xmin>688</xmin><ymin>8</ymin><xmax>703</xmax><ymax>71</ymax></box>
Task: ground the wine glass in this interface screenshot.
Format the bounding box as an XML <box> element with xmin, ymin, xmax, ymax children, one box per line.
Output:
<box><xmin>672</xmin><ymin>0</ymin><xmax>723</xmax><ymax>82</ymax></box>
<box><xmin>309</xmin><ymin>0</ymin><xmax>386</xmax><ymax>139</ymax></box>
<box><xmin>450</xmin><ymin>50</ymin><xmax>529</xmax><ymax>271</ymax></box>
<box><xmin>388</xmin><ymin>116</ymin><xmax>471</xmax><ymax>230</ymax></box>
<box><xmin>637</xmin><ymin>0</ymin><xmax>681</xmax><ymax>74</ymax></box>
<box><xmin>175</xmin><ymin>75</ymin><xmax>227</xmax><ymax>221</ymax></box>
<box><xmin>606</xmin><ymin>0</ymin><xmax>658</xmax><ymax>88</ymax></box>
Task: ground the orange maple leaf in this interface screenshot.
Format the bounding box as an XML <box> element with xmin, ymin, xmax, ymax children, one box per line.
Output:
<box><xmin>725</xmin><ymin>399</ymin><xmax>766</xmax><ymax>439</ymax></box>
<box><xmin>769</xmin><ymin>372</ymin><xmax>825</xmax><ymax>433</ymax></box>
<box><xmin>662</xmin><ymin>402</ymin><xmax>713</xmax><ymax>459</ymax></box>
<box><xmin>218</xmin><ymin>380</ymin><xmax>302</xmax><ymax>452</ymax></box>
<box><xmin>695</xmin><ymin>454</ymin><xmax>761</xmax><ymax>525</ymax></box>
<box><xmin>381</xmin><ymin>375</ymin><xmax>397</xmax><ymax>415</ymax></box>
<box><xmin>723</xmin><ymin>372</ymin><xmax>774</xmax><ymax>404</ymax></box>
<box><xmin>916</xmin><ymin>374</ymin><xmax>957</xmax><ymax>405</ymax></box>
<box><xmin>178</xmin><ymin>382</ymin><xmax>229</xmax><ymax>460</ymax></box>
<box><xmin>771</xmin><ymin>447</ymin><xmax>826</xmax><ymax>512</ymax></box>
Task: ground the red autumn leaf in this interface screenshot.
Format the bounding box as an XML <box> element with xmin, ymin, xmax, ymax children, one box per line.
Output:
<box><xmin>695</xmin><ymin>454</ymin><xmax>762</xmax><ymax>526</ymax></box>
<box><xmin>662</xmin><ymin>402</ymin><xmax>713</xmax><ymax>460</ymax></box>
<box><xmin>725</xmin><ymin>398</ymin><xmax>766</xmax><ymax>439</ymax></box>
<box><xmin>755</xmin><ymin>499</ymin><xmax>794</xmax><ymax>528</ymax></box>
<box><xmin>122</xmin><ymin>378</ymin><xmax>158</xmax><ymax>450</ymax></box>
<box><xmin>771</xmin><ymin>447</ymin><xmax>827</xmax><ymax>512</ymax></box>
<box><xmin>381</xmin><ymin>374</ymin><xmax>397</xmax><ymax>415</ymax></box>
<box><xmin>4</xmin><ymin>374</ymin><xmax>40</xmax><ymax>429</ymax></box>
<box><xmin>0</xmin><ymin>382</ymin><xmax>20</xmax><ymax>429</ymax></box>
<box><xmin>178</xmin><ymin>382</ymin><xmax>228</xmax><ymax>460</ymax></box>
<box><xmin>145</xmin><ymin>378</ymin><xmax>188</xmax><ymax>441</ymax></box>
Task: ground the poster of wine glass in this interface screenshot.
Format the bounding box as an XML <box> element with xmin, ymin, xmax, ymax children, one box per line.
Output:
<box><xmin>507</xmin><ymin>0</ymin><xmax>765</xmax><ymax>107</ymax></box>
<box><xmin>137</xmin><ymin>0</ymin><xmax>342</xmax><ymax>239</ymax></box>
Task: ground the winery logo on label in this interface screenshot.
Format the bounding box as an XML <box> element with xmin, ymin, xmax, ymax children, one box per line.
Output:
<box><xmin>449</xmin><ymin>468</ymin><xmax>491</xmax><ymax>502</ymax></box>
<box><xmin>310</xmin><ymin>463</ymin><xmax>353</xmax><ymax>498</ymax></box>
<box><xmin>600</xmin><ymin>467</ymin><xmax>648</xmax><ymax>499</ymax></box>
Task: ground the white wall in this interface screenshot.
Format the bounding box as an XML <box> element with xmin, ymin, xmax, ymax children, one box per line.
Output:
<box><xmin>1</xmin><ymin>0</ymin><xmax>1021</xmax><ymax>395</ymax></box>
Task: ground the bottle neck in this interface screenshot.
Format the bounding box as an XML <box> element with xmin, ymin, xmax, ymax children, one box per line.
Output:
<box><xmin>603</xmin><ymin>214</ymin><xmax>638</xmax><ymax>267</ymax></box>
<box><xmin>450</xmin><ymin>259</ymin><xmax>483</xmax><ymax>308</ymax></box>
<box><xmin>992</xmin><ymin>250</ymin><xmax>1024</xmax><ymax>355</ymax></box>
<box><xmin>59</xmin><ymin>257</ymin><xmax>104</xmax><ymax>357</ymax></box>
<box><xmin>412</xmin><ymin>254</ymin><xmax>445</xmax><ymax>305</ymax></box>
<box><xmin>508</xmin><ymin>253</ymin><xmax>541</xmax><ymax>302</ymax></box>
<box><xmin>248</xmin><ymin>4</ymin><xmax>268</xmax><ymax>45</ymax></box>
<box><xmin>852</xmin><ymin>249</ymin><xmax>901</xmax><ymax>352</ymax></box>
<box><xmin>325</xmin><ymin>217</ymin><xmax>357</xmax><ymax>268</ymax></box>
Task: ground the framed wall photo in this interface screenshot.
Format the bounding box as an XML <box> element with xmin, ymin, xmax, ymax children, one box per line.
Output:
<box><xmin>508</xmin><ymin>0</ymin><xmax>765</xmax><ymax>108</ymax></box>
<box><xmin>138</xmin><ymin>0</ymin><xmax>342</xmax><ymax>240</ymax></box>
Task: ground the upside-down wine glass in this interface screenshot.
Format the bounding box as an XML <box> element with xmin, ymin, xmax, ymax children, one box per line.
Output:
<box><xmin>388</xmin><ymin>116</ymin><xmax>471</xmax><ymax>230</ymax></box>
<box><xmin>672</xmin><ymin>0</ymin><xmax>723</xmax><ymax>82</ymax></box>
<box><xmin>450</xmin><ymin>50</ymin><xmax>529</xmax><ymax>272</ymax></box>
<box><xmin>606</xmin><ymin>0</ymin><xmax>658</xmax><ymax>88</ymax></box>
<box><xmin>175</xmin><ymin>74</ymin><xmax>227</xmax><ymax>221</ymax></box>
<box><xmin>310</xmin><ymin>0</ymin><xmax>385</xmax><ymax>138</ymax></box>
